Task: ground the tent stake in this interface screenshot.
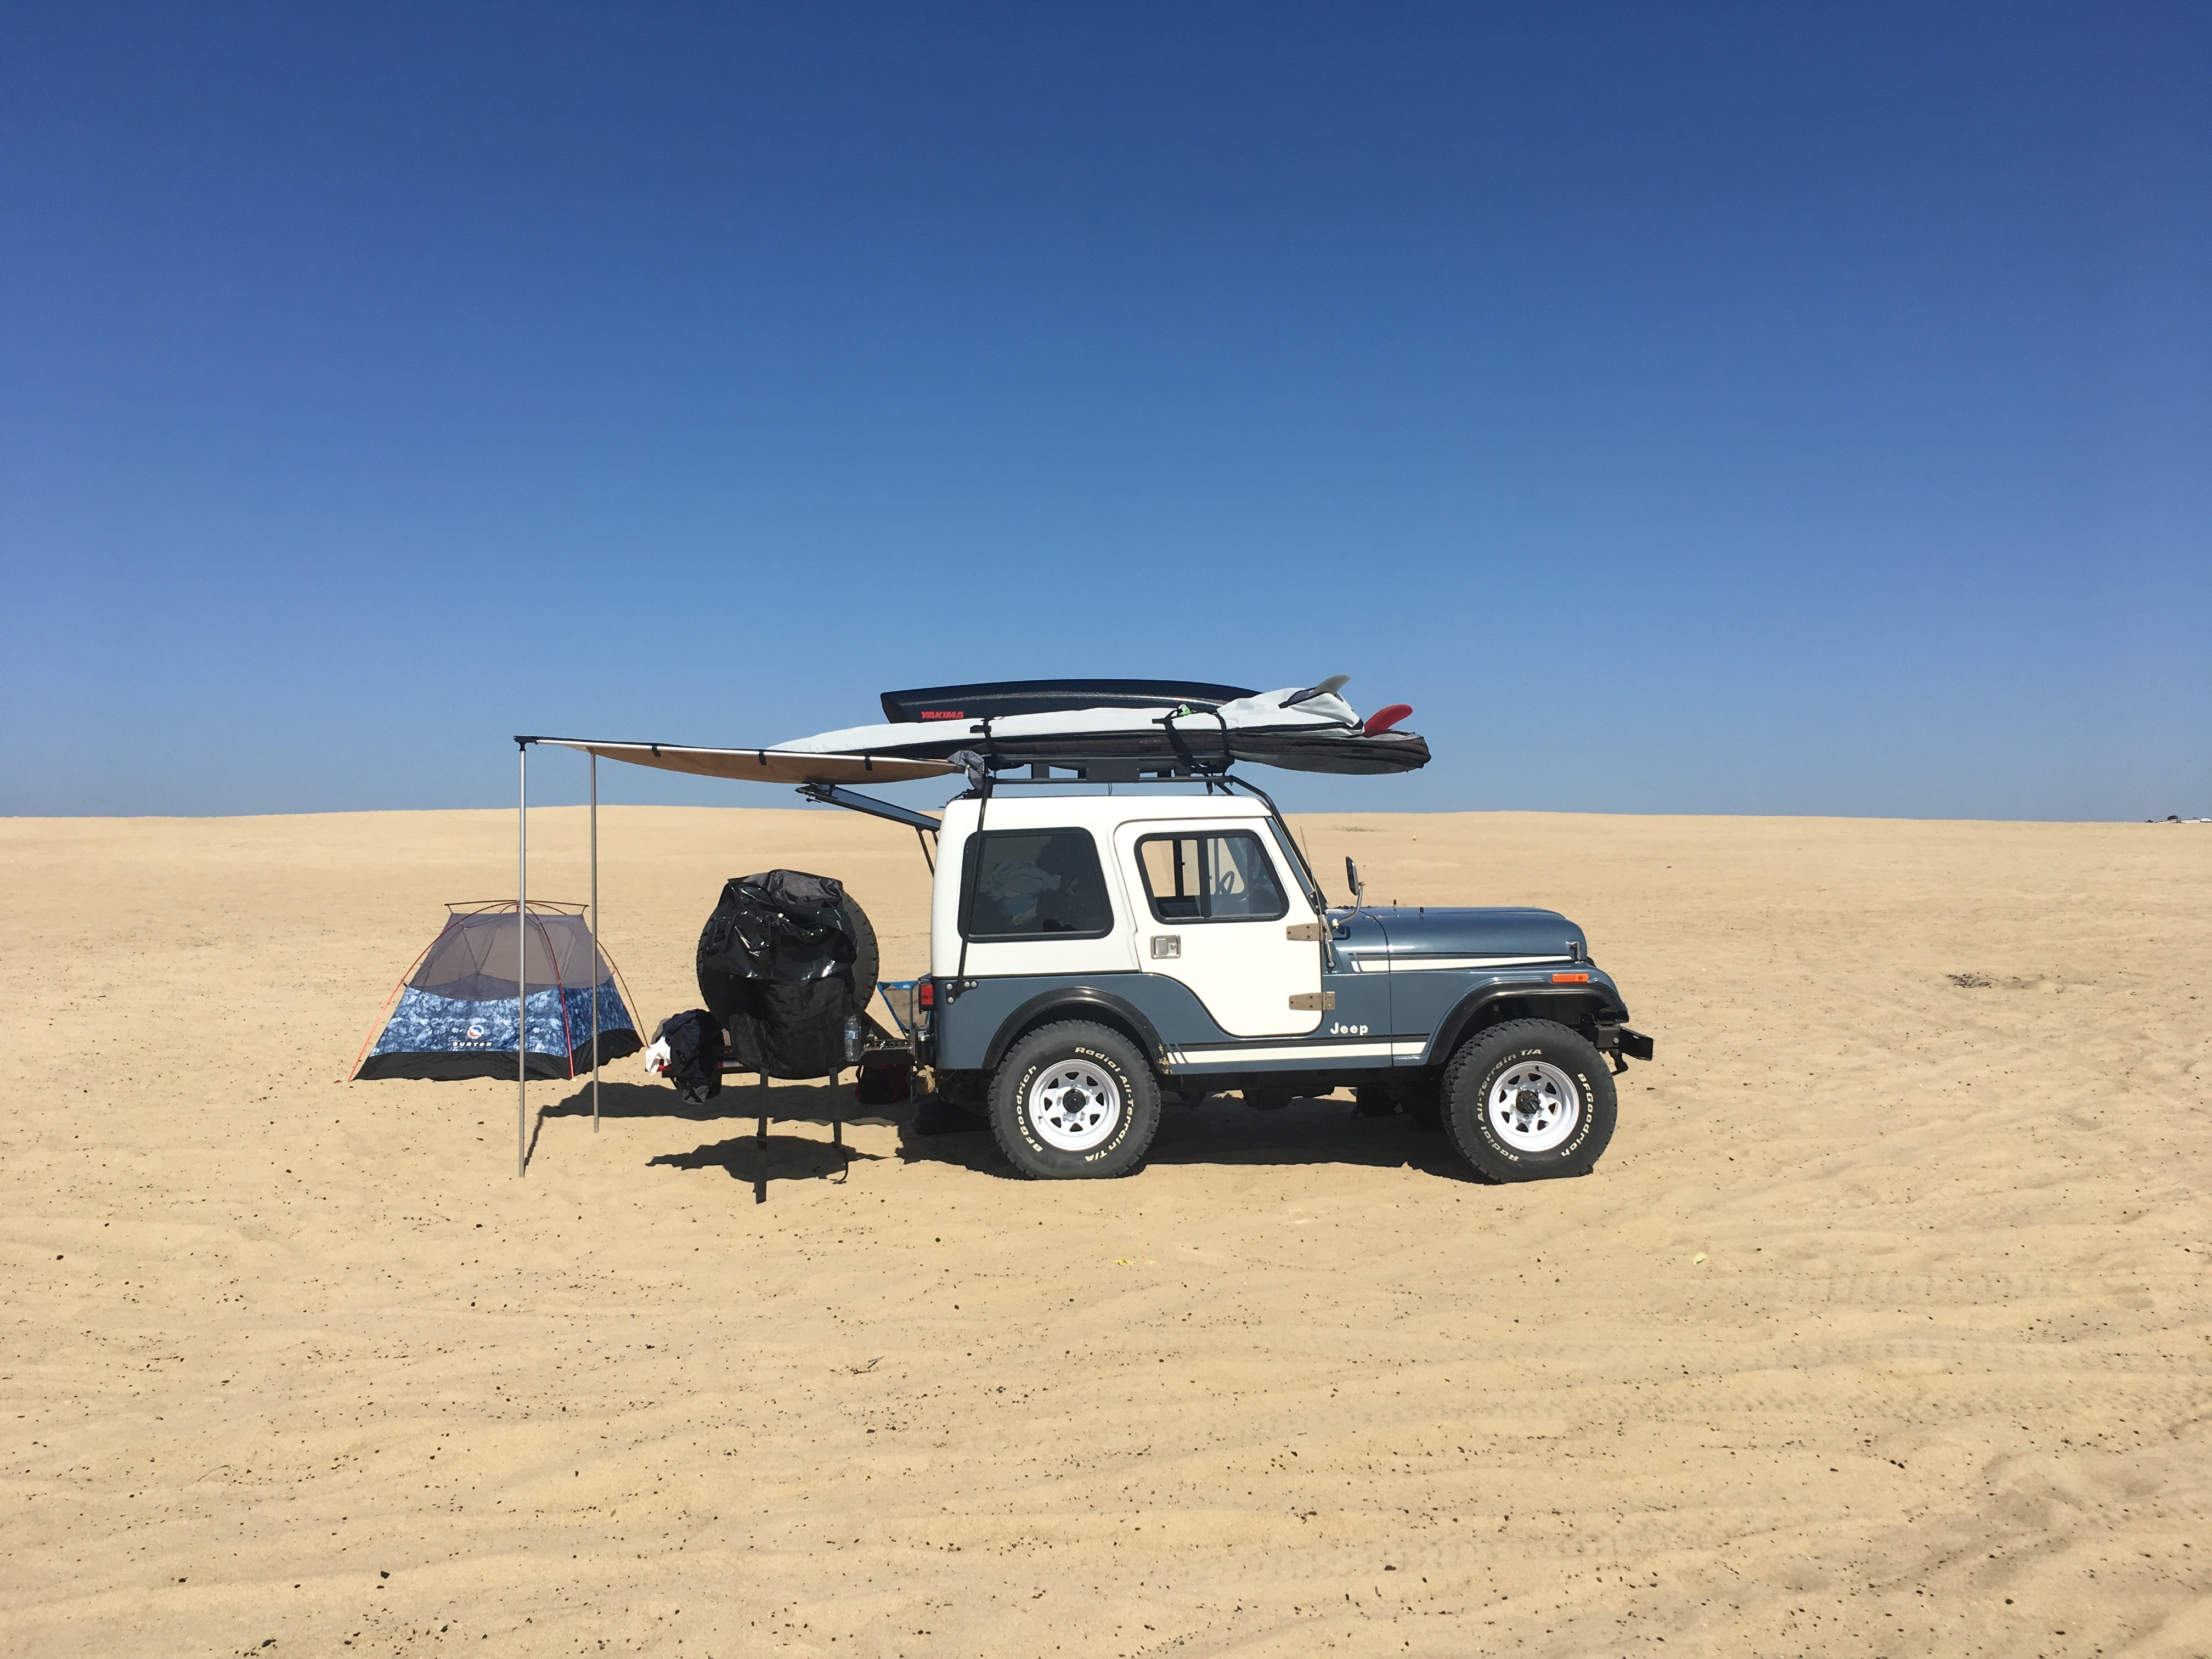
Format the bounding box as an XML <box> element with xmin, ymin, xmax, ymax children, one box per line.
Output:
<box><xmin>517</xmin><ymin>741</ymin><xmax>529</xmax><ymax>1178</ymax></box>
<box><xmin>589</xmin><ymin>752</ymin><xmax>600</xmax><ymax>1134</ymax></box>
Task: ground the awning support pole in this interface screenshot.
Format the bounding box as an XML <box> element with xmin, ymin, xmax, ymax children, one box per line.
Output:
<box><xmin>589</xmin><ymin>752</ymin><xmax>600</xmax><ymax>1134</ymax></box>
<box><xmin>517</xmin><ymin>740</ymin><xmax>529</xmax><ymax>1178</ymax></box>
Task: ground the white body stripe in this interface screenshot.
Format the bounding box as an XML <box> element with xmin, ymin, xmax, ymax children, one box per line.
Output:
<box><xmin>1340</xmin><ymin>953</ymin><xmax>1567</xmax><ymax>973</ymax></box>
<box><xmin>1163</xmin><ymin>1039</ymin><xmax>1427</xmax><ymax>1068</ymax></box>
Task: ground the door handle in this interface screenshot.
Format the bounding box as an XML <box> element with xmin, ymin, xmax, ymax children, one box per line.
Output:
<box><xmin>1149</xmin><ymin>935</ymin><xmax>1181</xmax><ymax>959</ymax></box>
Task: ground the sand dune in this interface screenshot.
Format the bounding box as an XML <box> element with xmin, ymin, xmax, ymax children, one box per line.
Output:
<box><xmin>2</xmin><ymin>806</ymin><xmax>2207</xmax><ymax>1657</ymax></box>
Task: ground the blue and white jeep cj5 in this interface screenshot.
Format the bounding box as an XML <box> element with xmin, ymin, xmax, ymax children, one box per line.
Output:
<box><xmin>895</xmin><ymin>777</ymin><xmax>1653</xmax><ymax>1183</ymax></box>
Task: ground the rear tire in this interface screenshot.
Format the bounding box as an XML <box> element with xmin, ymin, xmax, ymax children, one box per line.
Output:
<box><xmin>989</xmin><ymin>1022</ymin><xmax>1161</xmax><ymax>1180</ymax></box>
<box><xmin>1441</xmin><ymin>1019</ymin><xmax>1616</xmax><ymax>1182</ymax></box>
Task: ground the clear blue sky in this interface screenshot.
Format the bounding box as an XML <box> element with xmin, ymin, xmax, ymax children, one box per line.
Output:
<box><xmin>4</xmin><ymin>3</ymin><xmax>2206</xmax><ymax>820</ymax></box>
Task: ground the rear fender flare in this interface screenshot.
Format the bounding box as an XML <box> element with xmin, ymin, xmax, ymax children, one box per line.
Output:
<box><xmin>980</xmin><ymin>989</ymin><xmax>1167</xmax><ymax>1075</ymax></box>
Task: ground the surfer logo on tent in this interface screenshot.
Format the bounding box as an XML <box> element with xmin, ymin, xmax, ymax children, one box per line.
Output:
<box><xmin>466</xmin><ymin>1023</ymin><xmax>486</xmax><ymax>1042</ymax></box>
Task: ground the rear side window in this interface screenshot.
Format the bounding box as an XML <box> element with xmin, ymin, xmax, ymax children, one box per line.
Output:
<box><xmin>1135</xmin><ymin>831</ymin><xmax>1288</xmax><ymax>923</ymax></box>
<box><xmin>960</xmin><ymin>829</ymin><xmax>1115</xmax><ymax>939</ymax></box>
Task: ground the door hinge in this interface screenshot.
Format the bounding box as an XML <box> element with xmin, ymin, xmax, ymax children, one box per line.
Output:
<box><xmin>1285</xmin><ymin>922</ymin><xmax>1324</xmax><ymax>942</ymax></box>
<box><xmin>1288</xmin><ymin>991</ymin><xmax>1336</xmax><ymax>1011</ymax></box>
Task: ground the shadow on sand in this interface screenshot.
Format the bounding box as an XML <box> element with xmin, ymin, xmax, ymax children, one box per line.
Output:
<box><xmin>890</xmin><ymin>1091</ymin><xmax>1469</xmax><ymax>1182</ymax></box>
<box><xmin>531</xmin><ymin>1079</ymin><xmax>1465</xmax><ymax>1192</ymax></box>
<box><xmin>531</xmin><ymin>1077</ymin><xmax>898</xmax><ymax>1203</ymax></box>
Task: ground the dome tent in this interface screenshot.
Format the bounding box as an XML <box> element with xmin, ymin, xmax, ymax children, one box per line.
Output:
<box><xmin>352</xmin><ymin>901</ymin><xmax>640</xmax><ymax>1082</ymax></box>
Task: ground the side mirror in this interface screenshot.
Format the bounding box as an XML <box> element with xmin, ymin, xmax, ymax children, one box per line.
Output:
<box><xmin>1344</xmin><ymin>856</ymin><xmax>1363</xmax><ymax>905</ymax></box>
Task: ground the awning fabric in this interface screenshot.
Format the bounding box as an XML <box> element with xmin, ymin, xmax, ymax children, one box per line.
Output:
<box><xmin>531</xmin><ymin>739</ymin><xmax>958</xmax><ymax>786</ymax></box>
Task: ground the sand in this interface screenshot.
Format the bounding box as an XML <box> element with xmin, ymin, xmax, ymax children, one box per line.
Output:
<box><xmin>3</xmin><ymin>804</ymin><xmax>2208</xmax><ymax>1658</ymax></box>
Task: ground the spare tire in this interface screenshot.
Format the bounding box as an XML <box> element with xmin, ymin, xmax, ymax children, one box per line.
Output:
<box><xmin>841</xmin><ymin>894</ymin><xmax>879</xmax><ymax>1018</ymax></box>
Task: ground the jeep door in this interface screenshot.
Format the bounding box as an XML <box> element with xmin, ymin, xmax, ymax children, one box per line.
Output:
<box><xmin>1114</xmin><ymin>821</ymin><xmax>1324</xmax><ymax>1037</ymax></box>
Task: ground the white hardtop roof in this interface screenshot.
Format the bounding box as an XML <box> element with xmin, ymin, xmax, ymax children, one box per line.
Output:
<box><xmin>938</xmin><ymin>791</ymin><xmax>1274</xmax><ymax>833</ymax></box>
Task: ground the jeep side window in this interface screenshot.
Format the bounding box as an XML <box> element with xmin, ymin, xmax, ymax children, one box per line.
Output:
<box><xmin>960</xmin><ymin>829</ymin><xmax>1114</xmax><ymax>939</ymax></box>
<box><xmin>1135</xmin><ymin>832</ymin><xmax>1289</xmax><ymax>923</ymax></box>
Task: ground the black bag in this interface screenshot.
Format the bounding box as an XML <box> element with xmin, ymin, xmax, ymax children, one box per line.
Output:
<box><xmin>720</xmin><ymin>979</ymin><xmax>852</xmax><ymax>1080</ymax></box>
<box><xmin>696</xmin><ymin>871</ymin><xmax>879</xmax><ymax>1081</ymax></box>
<box><xmin>697</xmin><ymin>870</ymin><xmax>856</xmax><ymax>983</ymax></box>
<box><xmin>651</xmin><ymin>1009</ymin><xmax>724</xmax><ymax>1105</ymax></box>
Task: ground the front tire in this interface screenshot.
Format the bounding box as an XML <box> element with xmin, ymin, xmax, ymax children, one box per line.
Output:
<box><xmin>989</xmin><ymin>1022</ymin><xmax>1163</xmax><ymax>1179</ymax></box>
<box><xmin>1441</xmin><ymin>1019</ymin><xmax>1616</xmax><ymax>1182</ymax></box>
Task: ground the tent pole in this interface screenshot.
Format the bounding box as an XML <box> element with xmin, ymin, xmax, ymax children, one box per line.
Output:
<box><xmin>518</xmin><ymin>741</ymin><xmax>528</xmax><ymax>1178</ymax></box>
<box><xmin>589</xmin><ymin>752</ymin><xmax>600</xmax><ymax>1134</ymax></box>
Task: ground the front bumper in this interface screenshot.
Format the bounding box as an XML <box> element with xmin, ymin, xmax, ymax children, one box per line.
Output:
<box><xmin>1595</xmin><ymin>1022</ymin><xmax>1656</xmax><ymax>1071</ymax></box>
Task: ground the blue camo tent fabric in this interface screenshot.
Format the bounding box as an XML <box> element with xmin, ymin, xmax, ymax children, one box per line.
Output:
<box><xmin>353</xmin><ymin>902</ymin><xmax>640</xmax><ymax>1081</ymax></box>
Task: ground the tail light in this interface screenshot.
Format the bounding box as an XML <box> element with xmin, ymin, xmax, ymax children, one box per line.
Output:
<box><xmin>918</xmin><ymin>979</ymin><xmax>936</xmax><ymax>1009</ymax></box>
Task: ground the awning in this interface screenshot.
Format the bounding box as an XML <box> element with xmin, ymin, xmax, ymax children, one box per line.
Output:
<box><xmin>499</xmin><ymin>735</ymin><xmax>951</xmax><ymax>1181</ymax></box>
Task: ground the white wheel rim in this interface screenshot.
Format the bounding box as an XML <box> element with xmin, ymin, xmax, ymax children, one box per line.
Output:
<box><xmin>1487</xmin><ymin>1060</ymin><xmax>1581</xmax><ymax>1153</ymax></box>
<box><xmin>1027</xmin><ymin>1061</ymin><xmax>1124</xmax><ymax>1152</ymax></box>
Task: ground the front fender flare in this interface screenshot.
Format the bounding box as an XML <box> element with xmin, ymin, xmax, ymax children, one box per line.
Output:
<box><xmin>1425</xmin><ymin>984</ymin><xmax>1626</xmax><ymax>1066</ymax></box>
